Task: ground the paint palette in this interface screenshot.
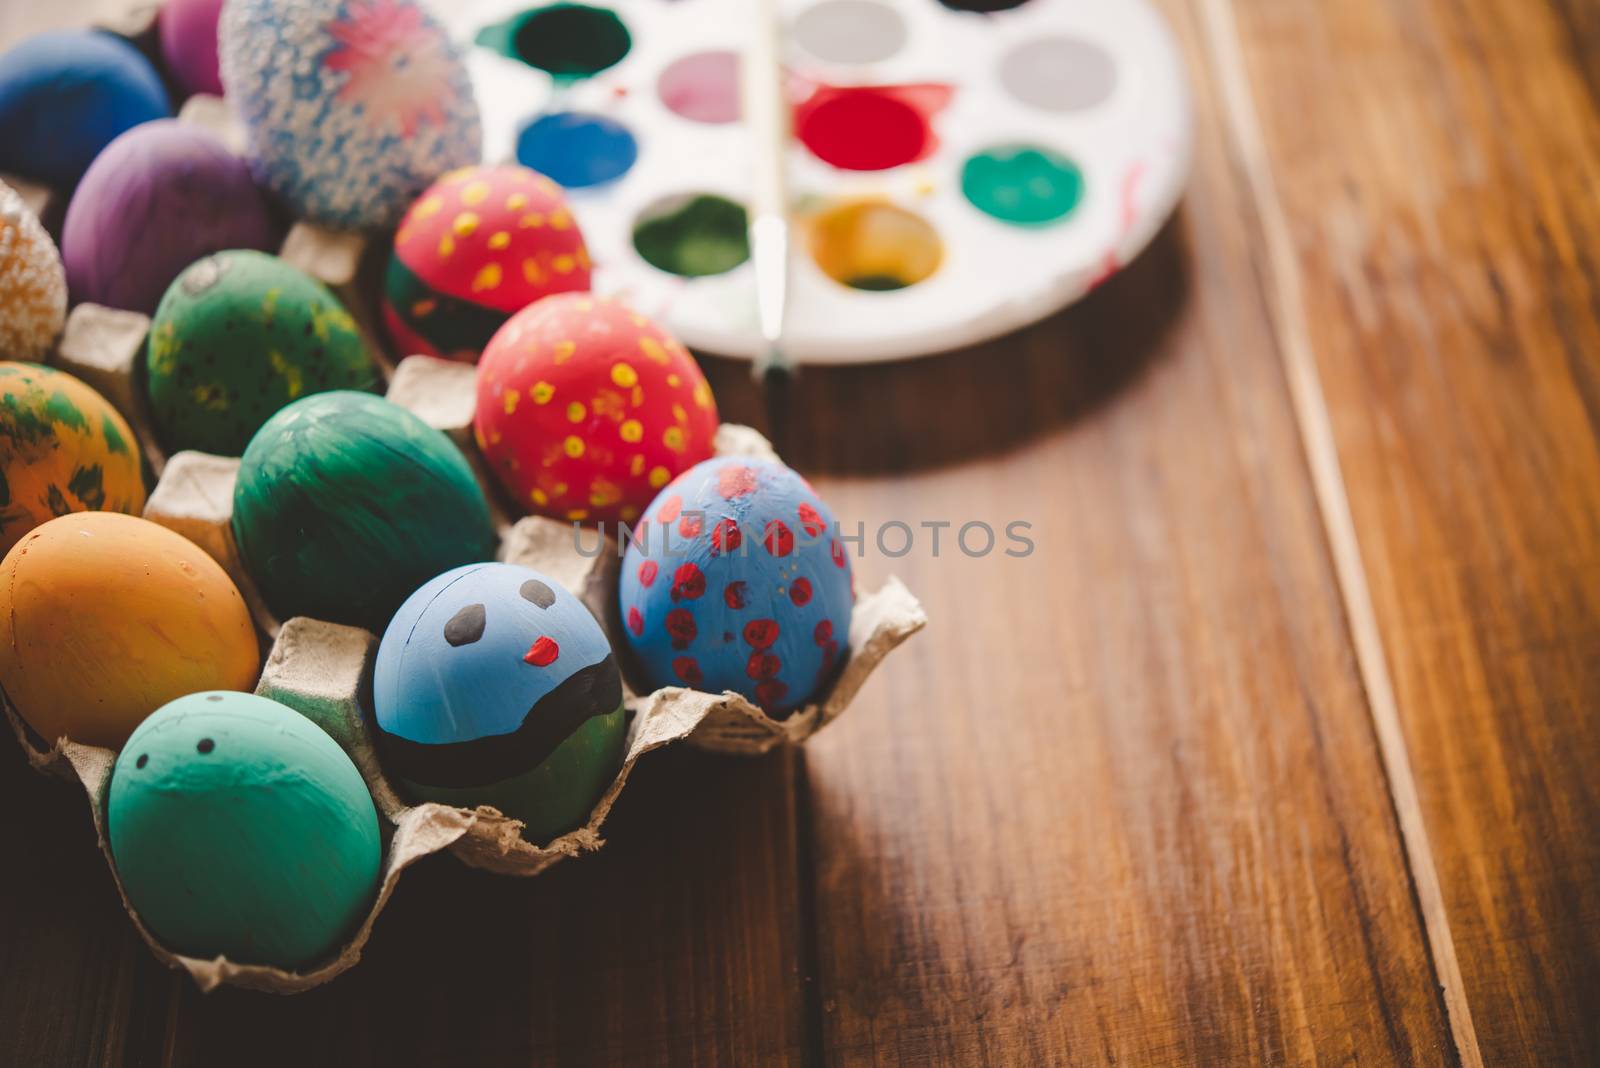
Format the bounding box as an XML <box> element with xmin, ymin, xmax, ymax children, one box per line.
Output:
<box><xmin>445</xmin><ymin>0</ymin><xmax>1192</xmax><ymax>363</ymax></box>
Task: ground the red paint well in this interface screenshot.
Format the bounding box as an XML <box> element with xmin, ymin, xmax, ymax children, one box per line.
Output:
<box><xmin>795</xmin><ymin>85</ymin><xmax>949</xmax><ymax>171</ymax></box>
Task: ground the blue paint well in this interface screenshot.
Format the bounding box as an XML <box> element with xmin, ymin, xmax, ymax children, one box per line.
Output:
<box><xmin>515</xmin><ymin>111</ymin><xmax>637</xmax><ymax>188</ymax></box>
<box><xmin>0</xmin><ymin>30</ymin><xmax>171</xmax><ymax>188</ymax></box>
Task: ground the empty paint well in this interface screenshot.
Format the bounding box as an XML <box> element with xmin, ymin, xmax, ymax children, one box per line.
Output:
<box><xmin>961</xmin><ymin>145</ymin><xmax>1084</xmax><ymax>226</ymax></box>
<box><xmin>808</xmin><ymin>200</ymin><xmax>941</xmax><ymax>291</ymax></box>
<box><xmin>791</xmin><ymin>0</ymin><xmax>908</xmax><ymax>64</ymax></box>
<box><xmin>796</xmin><ymin>85</ymin><xmax>945</xmax><ymax>171</ymax></box>
<box><xmin>516</xmin><ymin>112</ymin><xmax>637</xmax><ymax>188</ymax></box>
<box><xmin>633</xmin><ymin>193</ymin><xmax>750</xmax><ymax>277</ymax></box>
<box><xmin>476</xmin><ymin>3</ymin><xmax>631</xmax><ymax>80</ymax></box>
<box><xmin>657</xmin><ymin>50</ymin><xmax>740</xmax><ymax>124</ymax></box>
<box><xmin>1000</xmin><ymin>37</ymin><xmax>1118</xmax><ymax>113</ymax></box>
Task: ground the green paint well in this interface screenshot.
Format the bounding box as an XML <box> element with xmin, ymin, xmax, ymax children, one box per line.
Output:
<box><xmin>107</xmin><ymin>691</ymin><xmax>381</xmax><ymax>970</ymax></box>
<box><xmin>146</xmin><ymin>251</ymin><xmax>377</xmax><ymax>456</ymax></box>
<box><xmin>632</xmin><ymin>194</ymin><xmax>750</xmax><ymax>277</ymax></box>
<box><xmin>401</xmin><ymin>704</ymin><xmax>627</xmax><ymax>843</ymax></box>
<box><xmin>476</xmin><ymin>3</ymin><xmax>631</xmax><ymax>81</ymax></box>
<box><xmin>961</xmin><ymin>145</ymin><xmax>1084</xmax><ymax>227</ymax></box>
<box><xmin>232</xmin><ymin>391</ymin><xmax>496</xmax><ymax>633</ymax></box>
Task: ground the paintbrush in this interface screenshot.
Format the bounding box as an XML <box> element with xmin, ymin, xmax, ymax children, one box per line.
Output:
<box><xmin>743</xmin><ymin>0</ymin><xmax>795</xmax><ymax>454</ymax></box>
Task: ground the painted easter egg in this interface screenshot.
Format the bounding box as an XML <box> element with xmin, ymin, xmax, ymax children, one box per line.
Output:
<box><xmin>219</xmin><ymin>0</ymin><xmax>481</xmax><ymax>231</ymax></box>
<box><xmin>0</xmin><ymin>362</ymin><xmax>145</xmax><ymax>556</ymax></box>
<box><xmin>60</xmin><ymin>120</ymin><xmax>278</xmax><ymax>314</ymax></box>
<box><xmin>233</xmin><ymin>391</ymin><xmax>496</xmax><ymax>632</ymax></box>
<box><xmin>0</xmin><ymin>513</ymin><xmax>258</xmax><ymax>749</ymax></box>
<box><xmin>0</xmin><ymin>30</ymin><xmax>170</xmax><ymax>188</ymax></box>
<box><xmin>383</xmin><ymin>165</ymin><xmax>591</xmax><ymax>363</ymax></box>
<box><xmin>147</xmin><ymin>251</ymin><xmax>377</xmax><ymax>455</ymax></box>
<box><xmin>474</xmin><ymin>295</ymin><xmax>719</xmax><ymax>524</ymax></box>
<box><xmin>108</xmin><ymin>691</ymin><xmax>381</xmax><ymax>969</ymax></box>
<box><xmin>618</xmin><ymin>457</ymin><xmax>852</xmax><ymax>717</ymax></box>
<box><xmin>159</xmin><ymin>0</ymin><xmax>226</xmax><ymax>96</ymax></box>
<box><xmin>374</xmin><ymin>563</ymin><xmax>626</xmax><ymax>842</ymax></box>
<box><xmin>0</xmin><ymin>180</ymin><xmax>66</xmax><ymax>362</ymax></box>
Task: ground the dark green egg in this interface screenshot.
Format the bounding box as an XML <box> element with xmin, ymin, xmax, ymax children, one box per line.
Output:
<box><xmin>146</xmin><ymin>250</ymin><xmax>378</xmax><ymax>455</ymax></box>
<box><xmin>232</xmin><ymin>391</ymin><xmax>496</xmax><ymax>632</ymax></box>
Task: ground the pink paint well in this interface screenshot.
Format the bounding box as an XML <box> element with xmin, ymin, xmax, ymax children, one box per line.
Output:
<box><xmin>657</xmin><ymin>50</ymin><xmax>740</xmax><ymax>124</ymax></box>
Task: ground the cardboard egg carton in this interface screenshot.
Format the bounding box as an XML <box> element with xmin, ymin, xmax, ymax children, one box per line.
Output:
<box><xmin>15</xmin><ymin>16</ymin><xmax>924</xmax><ymax>988</ymax></box>
<box><xmin>16</xmin><ymin>328</ymin><xmax>923</xmax><ymax>992</ymax></box>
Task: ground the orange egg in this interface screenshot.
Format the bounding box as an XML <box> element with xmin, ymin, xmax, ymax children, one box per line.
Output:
<box><xmin>0</xmin><ymin>512</ymin><xmax>259</xmax><ymax>748</ymax></box>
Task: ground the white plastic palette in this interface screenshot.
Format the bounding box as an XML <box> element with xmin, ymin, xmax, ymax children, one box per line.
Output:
<box><xmin>442</xmin><ymin>0</ymin><xmax>1194</xmax><ymax>364</ymax></box>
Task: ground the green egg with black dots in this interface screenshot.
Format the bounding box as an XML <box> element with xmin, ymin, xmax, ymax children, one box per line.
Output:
<box><xmin>107</xmin><ymin>691</ymin><xmax>382</xmax><ymax>971</ymax></box>
<box><xmin>145</xmin><ymin>250</ymin><xmax>378</xmax><ymax>456</ymax></box>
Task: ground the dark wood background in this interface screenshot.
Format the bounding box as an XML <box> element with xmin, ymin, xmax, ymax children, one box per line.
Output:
<box><xmin>3</xmin><ymin>0</ymin><xmax>1597</xmax><ymax>1064</ymax></box>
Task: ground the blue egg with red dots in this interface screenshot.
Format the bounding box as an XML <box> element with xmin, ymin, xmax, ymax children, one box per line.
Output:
<box><xmin>618</xmin><ymin>457</ymin><xmax>853</xmax><ymax>717</ymax></box>
<box><xmin>373</xmin><ymin>562</ymin><xmax>626</xmax><ymax>843</ymax></box>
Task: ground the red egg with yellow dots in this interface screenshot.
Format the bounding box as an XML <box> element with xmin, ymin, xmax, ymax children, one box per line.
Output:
<box><xmin>473</xmin><ymin>294</ymin><xmax>719</xmax><ymax>523</ymax></box>
<box><xmin>383</xmin><ymin>164</ymin><xmax>591</xmax><ymax>363</ymax></box>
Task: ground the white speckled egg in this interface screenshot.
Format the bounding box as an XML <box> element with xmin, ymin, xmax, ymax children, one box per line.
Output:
<box><xmin>218</xmin><ymin>0</ymin><xmax>481</xmax><ymax>231</ymax></box>
<box><xmin>0</xmin><ymin>180</ymin><xmax>65</xmax><ymax>361</ymax></box>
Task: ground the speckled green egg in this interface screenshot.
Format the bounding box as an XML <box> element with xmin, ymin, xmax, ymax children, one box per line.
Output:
<box><xmin>232</xmin><ymin>390</ymin><xmax>496</xmax><ymax>632</ymax></box>
<box><xmin>145</xmin><ymin>250</ymin><xmax>377</xmax><ymax>456</ymax></box>
<box><xmin>107</xmin><ymin>691</ymin><xmax>382</xmax><ymax>970</ymax></box>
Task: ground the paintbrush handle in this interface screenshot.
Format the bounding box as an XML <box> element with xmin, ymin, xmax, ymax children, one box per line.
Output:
<box><xmin>743</xmin><ymin>0</ymin><xmax>790</xmax><ymax>370</ymax></box>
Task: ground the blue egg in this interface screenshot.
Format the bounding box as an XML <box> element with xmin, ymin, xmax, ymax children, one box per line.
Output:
<box><xmin>618</xmin><ymin>457</ymin><xmax>853</xmax><ymax>717</ymax></box>
<box><xmin>373</xmin><ymin>563</ymin><xmax>626</xmax><ymax>842</ymax></box>
<box><xmin>0</xmin><ymin>31</ymin><xmax>171</xmax><ymax>188</ymax></box>
<box><xmin>515</xmin><ymin>111</ymin><xmax>637</xmax><ymax>189</ymax></box>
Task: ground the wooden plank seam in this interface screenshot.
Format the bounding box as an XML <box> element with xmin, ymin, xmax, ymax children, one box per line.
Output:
<box><xmin>1193</xmin><ymin>1</ymin><xmax>1486</xmax><ymax>1066</ymax></box>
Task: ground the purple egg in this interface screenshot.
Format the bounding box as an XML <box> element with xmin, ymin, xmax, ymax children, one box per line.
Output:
<box><xmin>61</xmin><ymin>119</ymin><xmax>278</xmax><ymax>314</ymax></box>
<box><xmin>159</xmin><ymin>0</ymin><xmax>225</xmax><ymax>97</ymax></box>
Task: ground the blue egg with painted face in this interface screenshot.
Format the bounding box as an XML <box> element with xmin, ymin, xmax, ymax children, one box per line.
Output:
<box><xmin>618</xmin><ymin>457</ymin><xmax>853</xmax><ymax>717</ymax></box>
<box><xmin>372</xmin><ymin>563</ymin><xmax>626</xmax><ymax>842</ymax></box>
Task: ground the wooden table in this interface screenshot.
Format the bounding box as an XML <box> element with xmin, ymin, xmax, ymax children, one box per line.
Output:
<box><xmin>4</xmin><ymin>1</ymin><xmax>1597</xmax><ymax>1064</ymax></box>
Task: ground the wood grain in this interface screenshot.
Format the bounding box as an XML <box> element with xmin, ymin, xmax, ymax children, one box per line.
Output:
<box><xmin>147</xmin><ymin>749</ymin><xmax>809</xmax><ymax>1068</ymax></box>
<box><xmin>689</xmin><ymin>0</ymin><xmax>1462</xmax><ymax>1060</ymax></box>
<box><xmin>1226</xmin><ymin>0</ymin><xmax>1600</xmax><ymax>1063</ymax></box>
<box><xmin>0</xmin><ymin>739</ymin><xmax>168</xmax><ymax>1068</ymax></box>
<box><xmin>3</xmin><ymin>0</ymin><xmax>1596</xmax><ymax>1063</ymax></box>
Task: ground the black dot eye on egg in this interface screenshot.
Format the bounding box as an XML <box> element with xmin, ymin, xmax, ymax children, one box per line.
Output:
<box><xmin>520</xmin><ymin>579</ymin><xmax>555</xmax><ymax>609</ymax></box>
<box><xmin>444</xmin><ymin>603</ymin><xmax>487</xmax><ymax>646</ymax></box>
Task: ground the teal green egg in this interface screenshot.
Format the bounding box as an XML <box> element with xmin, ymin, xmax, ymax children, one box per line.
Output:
<box><xmin>107</xmin><ymin>691</ymin><xmax>382</xmax><ymax>971</ymax></box>
<box><xmin>232</xmin><ymin>390</ymin><xmax>496</xmax><ymax>632</ymax></box>
<box><xmin>145</xmin><ymin>250</ymin><xmax>378</xmax><ymax>456</ymax></box>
